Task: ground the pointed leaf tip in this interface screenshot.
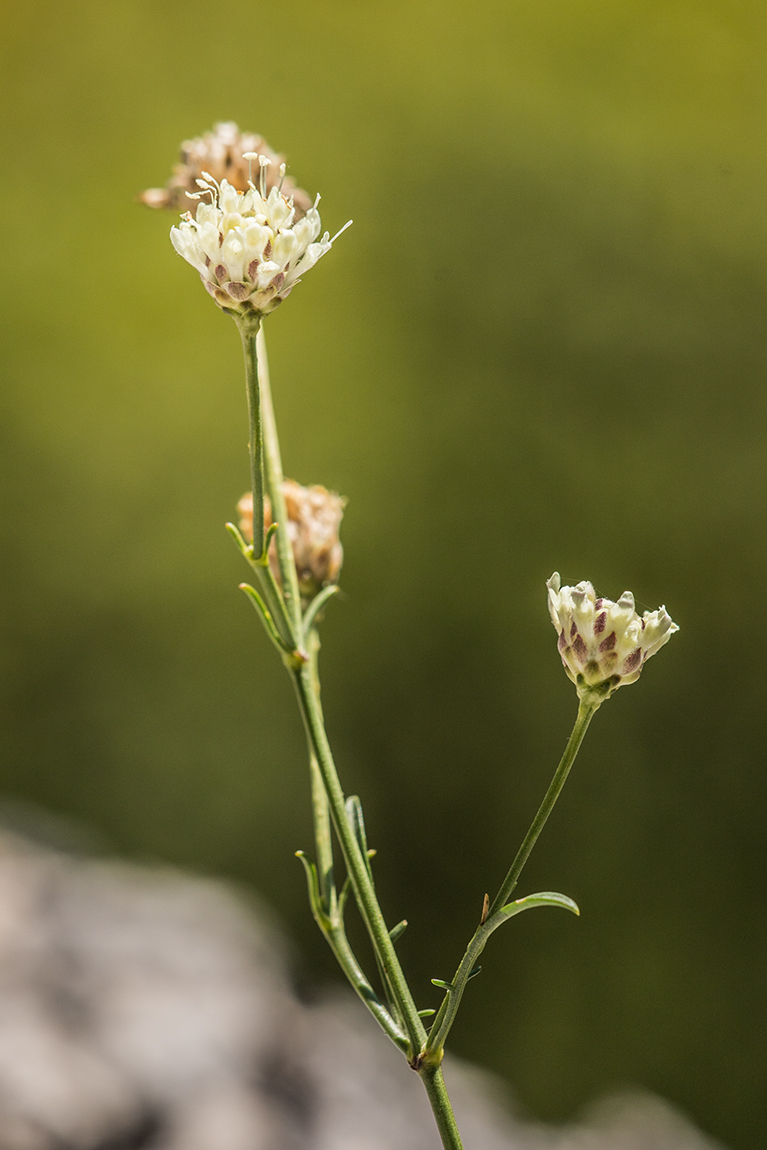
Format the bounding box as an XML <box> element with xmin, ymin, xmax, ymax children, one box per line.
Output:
<box><xmin>389</xmin><ymin>919</ymin><xmax>408</xmax><ymax>944</ymax></box>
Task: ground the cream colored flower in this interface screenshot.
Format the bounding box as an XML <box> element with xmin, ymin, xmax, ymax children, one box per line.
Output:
<box><xmin>239</xmin><ymin>481</ymin><xmax>345</xmax><ymax>599</ymax></box>
<box><xmin>170</xmin><ymin>160</ymin><xmax>350</xmax><ymax>317</ymax></box>
<box><xmin>547</xmin><ymin>573</ymin><xmax>678</xmax><ymax>705</ymax></box>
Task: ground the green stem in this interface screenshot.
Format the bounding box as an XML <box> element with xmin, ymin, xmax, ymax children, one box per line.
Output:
<box><xmin>423</xmin><ymin>699</ymin><xmax>597</xmax><ymax>1061</ymax></box>
<box><xmin>489</xmin><ymin>699</ymin><xmax>597</xmax><ymax>916</ymax></box>
<box><xmin>292</xmin><ymin>660</ymin><xmax>427</xmax><ymax>1056</ymax></box>
<box><xmin>302</xmin><ymin>631</ymin><xmax>409</xmax><ymax>1052</ymax></box>
<box><xmin>325</xmin><ymin>920</ymin><xmax>410</xmax><ymax>1052</ymax></box>
<box><xmin>306</xmin><ymin>629</ymin><xmax>336</xmax><ymax>912</ymax></box>
<box><xmin>418</xmin><ymin>1066</ymin><xmax>464</xmax><ymax>1150</ymax></box>
<box><xmin>237</xmin><ymin>319</ymin><xmax>265</xmax><ymax>555</ymax></box>
<box><xmin>250</xmin><ymin>328</ymin><xmax>422</xmax><ymax>1048</ymax></box>
<box><xmin>255</xmin><ymin>327</ymin><xmax>303</xmax><ymax>633</ymax></box>
<box><xmin>253</xmin><ymin>557</ymin><xmax>297</xmax><ymax>651</ymax></box>
<box><xmin>243</xmin><ymin>322</ymin><xmax>464</xmax><ymax>1148</ymax></box>
<box><xmin>422</xmin><ymin>924</ymin><xmax>490</xmax><ymax>1064</ymax></box>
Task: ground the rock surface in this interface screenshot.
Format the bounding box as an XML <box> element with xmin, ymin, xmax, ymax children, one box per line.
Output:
<box><xmin>0</xmin><ymin>830</ymin><xmax>725</xmax><ymax>1150</ymax></box>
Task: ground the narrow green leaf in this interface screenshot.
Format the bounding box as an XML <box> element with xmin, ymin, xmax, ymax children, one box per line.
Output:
<box><xmin>345</xmin><ymin>795</ymin><xmax>374</xmax><ymax>882</ymax></box>
<box><xmin>431</xmin><ymin>978</ymin><xmax>454</xmax><ymax>992</ymax></box>
<box><xmin>257</xmin><ymin>521</ymin><xmax>279</xmax><ymax>564</ymax></box>
<box><xmin>418</xmin><ymin>1008</ymin><xmax>437</xmax><ymax>1018</ymax></box>
<box><xmin>497</xmin><ymin>891</ymin><xmax>580</xmax><ymax>923</ymax></box>
<box><xmin>389</xmin><ymin>919</ymin><xmax>408</xmax><ymax>944</ymax></box>
<box><xmin>239</xmin><ymin>583</ymin><xmax>291</xmax><ymax>654</ymax></box>
<box><xmin>295</xmin><ymin>851</ymin><xmax>329</xmax><ymax>928</ymax></box>
<box><xmin>466</xmin><ymin>965</ymin><xmax>482</xmax><ymax>981</ymax></box>
<box><xmin>338</xmin><ymin>875</ymin><xmax>352</xmax><ymax>920</ymax></box>
<box><xmin>225</xmin><ymin>521</ymin><xmax>252</xmax><ymax>558</ymax></box>
<box><xmin>303</xmin><ymin>583</ymin><xmax>341</xmax><ymax>637</ymax></box>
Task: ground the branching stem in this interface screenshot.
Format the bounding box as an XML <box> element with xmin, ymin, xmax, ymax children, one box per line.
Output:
<box><xmin>236</xmin><ymin>324</ymin><xmax>604</xmax><ymax>1150</ymax></box>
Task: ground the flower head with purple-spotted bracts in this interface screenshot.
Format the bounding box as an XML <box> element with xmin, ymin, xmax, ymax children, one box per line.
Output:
<box><xmin>169</xmin><ymin>153</ymin><xmax>350</xmax><ymax>319</ymax></box>
<box><xmin>546</xmin><ymin>573</ymin><xmax>678</xmax><ymax>706</ymax></box>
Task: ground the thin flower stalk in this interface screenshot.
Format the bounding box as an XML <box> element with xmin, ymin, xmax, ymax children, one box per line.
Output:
<box><xmin>250</xmin><ymin>330</ymin><xmax>305</xmax><ymax>635</ymax></box>
<box><xmin>422</xmin><ymin>701</ymin><xmax>596</xmax><ymax>1065</ymax></box>
<box><xmin>238</xmin><ymin>317</ymin><xmax>265</xmax><ymax>557</ymax></box>
<box><xmin>251</xmin><ymin>331</ymin><xmax>428</xmax><ymax>1056</ymax></box>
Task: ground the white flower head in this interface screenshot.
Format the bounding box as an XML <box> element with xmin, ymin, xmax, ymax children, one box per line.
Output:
<box><xmin>547</xmin><ymin>573</ymin><xmax>678</xmax><ymax>705</ymax></box>
<box><xmin>170</xmin><ymin>156</ymin><xmax>351</xmax><ymax>319</ymax></box>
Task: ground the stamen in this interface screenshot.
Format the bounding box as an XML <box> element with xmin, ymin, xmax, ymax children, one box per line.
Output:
<box><xmin>242</xmin><ymin>151</ymin><xmax>259</xmax><ymax>183</ymax></box>
<box><xmin>329</xmin><ymin>219</ymin><xmax>353</xmax><ymax>244</ymax></box>
<box><xmin>258</xmin><ymin>154</ymin><xmax>271</xmax><ymax>199</ymax></box>
<box><xmin>278</xmin><ymin>163</ymin><xmax>287</xmax><ymax>194</ymax></box>
<box><xmin>192</xmin><ymin>179</ymin><xmax>215</xmax><ymax>203</ymax></box>
<box><xmin>196</xmin><ymin>172</ymin><xmax>220</xmax><ymax>205</ymax></box>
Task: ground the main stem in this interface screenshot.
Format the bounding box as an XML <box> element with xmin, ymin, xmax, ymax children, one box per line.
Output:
<box><xmin>247</xmin><ymin>324</ymin><xmax>463</xmax><ymax>1148</ymax></box>
<box><xmin>292</xmin><ymin>662</ymin><xmax>463</xmax><ymax>1146</ymax></box>
<box><xmin>420</xmin><ymin>1067</ymin><xmax>465</xmax><ymax>1150</ymax></box>
<box><xmin>254</xmin><ymin>327</ymin><xmax>303</xmax><ymax>632</ymax></box>
<box><xmin>292</xmin><ymin>662</ymin><xmax>427</xmax><ymax>1053</ymax></box>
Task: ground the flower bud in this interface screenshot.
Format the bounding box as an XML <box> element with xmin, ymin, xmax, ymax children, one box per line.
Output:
<box><xmin>547</xmin><ymin>573</ymin><xmax>678</xmax><ymax>705</ymax></box>
<box><xmin>140</xmin><ymin>121</ymin><xmax>313</xmax><ymax>218</ymax></box>
<box><xmin>238</xmin><ymin>481</ymin><xmax>345</xmax><ymax>600</ymax></box>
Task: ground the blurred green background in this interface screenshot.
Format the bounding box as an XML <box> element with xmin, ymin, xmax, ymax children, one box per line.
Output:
<box><xmin>1</xmin><ymin>0</ymin><xmax>766</xmax><ymax>1145</ymax></box>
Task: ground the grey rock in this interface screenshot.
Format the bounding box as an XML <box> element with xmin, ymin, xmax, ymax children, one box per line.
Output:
<box><xmin>0</xmin><ymin>831</ymin><xmax>725</xmax><ymax>1150</ymax></box>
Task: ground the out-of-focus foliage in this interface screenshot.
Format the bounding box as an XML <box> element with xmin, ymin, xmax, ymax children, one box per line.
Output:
<box><xmin>1</xmin><ymin>2</ymin><xmax>765</xmax><ymax>1146</ymax></box>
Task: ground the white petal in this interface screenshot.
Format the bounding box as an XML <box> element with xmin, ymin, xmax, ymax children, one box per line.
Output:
<box><xmin>294</xmin><ymin>237</ymin><xmax>331</xmax><ymax>275</ymax></box>
<box><xmin>170</xmin><ymin>225</ymin><xmax>206</xmax><ymax>274</ymax></box>
<box><xmin>219</xmin><ymin>180</ymin><xmax>242</xmax><ymax>214</ymax></box>
<box><xmin>197</xmin><ymin>220</ymin><xmax>222</xmax><ymax>264</ymax></box>
<box><xmin>273</xmin><ymin>228</ymin><xmax>299</xmax><ymax>266</ymax></box>
<box><xmin>256</xmin><ymin>260</ymin><xmax>280</xmax><ymax>288</ymax></box>
<box><xmin>222</xmin><ymin>229</ymin><xmax>246</xmax><ymax>282</ymax></box>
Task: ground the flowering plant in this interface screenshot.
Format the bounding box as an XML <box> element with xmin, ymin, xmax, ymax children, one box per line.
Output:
<box><xmin>144</xmin><ymin>126</ymin><xmax>678</xmax><ymax>1150</ymax></box>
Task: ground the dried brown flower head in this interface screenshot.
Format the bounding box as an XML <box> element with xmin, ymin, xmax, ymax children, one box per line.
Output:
<box><xmin>140</xmin><ymin>121</ymin><xmax>312</xmax><ymax>220</ymax></box>
<box><xmin>238</xmin><ymin>481</ymin><xmax>345</xmax><ymax>599</ymax></box>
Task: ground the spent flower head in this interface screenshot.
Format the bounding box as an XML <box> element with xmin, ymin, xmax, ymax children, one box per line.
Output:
<box><xmin>547</xmin><ymin>573</ymin><xmax>678</xmax><ymax>706</ymax></box>
<box><xmin>239</xmin><ymin>481</ymin><xmax>345</xmax><ymax>600</ymax></box>
<box><xmin>169</xmin><ymin>152</ymin><xmax>350</xmax><ymax>319</ymax></box>
<box><xmin>140</xmin><ymin>121</ymin><xmax>313</xmax><ymax>218</ymax></box>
